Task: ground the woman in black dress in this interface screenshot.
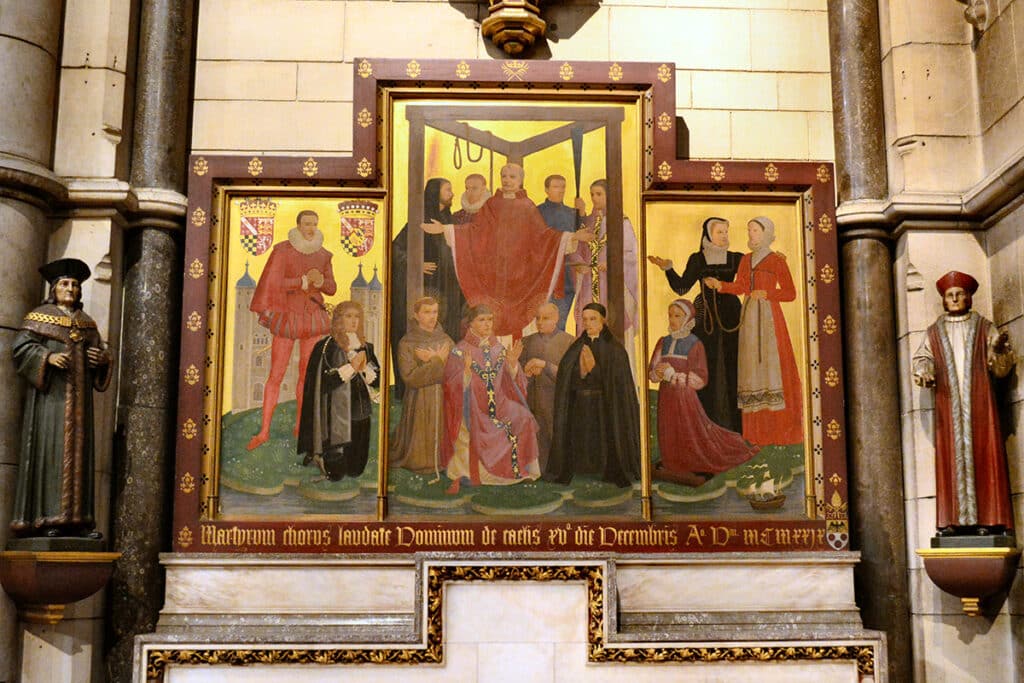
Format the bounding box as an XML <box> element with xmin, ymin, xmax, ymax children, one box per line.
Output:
<box><xmin>647</xmin><ymin>216</ymin><xmax>742</xmax><ymax>432</ymax></box>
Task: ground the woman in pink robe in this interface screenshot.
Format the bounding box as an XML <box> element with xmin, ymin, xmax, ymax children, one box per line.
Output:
<box><xmin>649</xmin><ymin>299</ymin><xmax>758</xmax><ymax>486</ymax></box>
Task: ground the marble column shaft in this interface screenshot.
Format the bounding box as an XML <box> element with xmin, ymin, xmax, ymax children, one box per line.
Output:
<box><xmin>828</xmin><ymin>2</ymin><xmax>912</xmax><ymax>682</ymax></box>
<box><xmin>106</xmin><ymin>1</ymin><xmax>195</xmax><ymax>681</ymax></box>
<box><xmin>0</xmin><ymin>2</ymin><xmax>66</xmax><ymax>681</ymax></box>
<box><xmin>828</xmin><ymin>0</ymin><xmax>888</xmax><ymax>202</ymax></box>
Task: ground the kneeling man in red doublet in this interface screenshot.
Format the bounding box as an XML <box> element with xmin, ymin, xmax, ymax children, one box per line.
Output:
<box><xmin>913</xmin><ymin>270</ymin><xmax>1016</xmax><ymax>536</ymax></box>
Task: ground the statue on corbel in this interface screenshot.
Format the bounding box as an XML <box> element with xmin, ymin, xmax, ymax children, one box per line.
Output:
<box><xmin>913</xmin><ymin>271</ymin><xmax>1019</xmax><ymax>616</ymax></box>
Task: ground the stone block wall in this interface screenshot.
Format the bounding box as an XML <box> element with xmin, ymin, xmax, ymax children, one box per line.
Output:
<box><xmin>191</xmin><ymin>0</ymin><xmax>834</xmax><ymax>162</ymax></box>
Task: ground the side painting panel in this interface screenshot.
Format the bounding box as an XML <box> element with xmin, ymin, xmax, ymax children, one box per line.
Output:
<box><xmin>217</xmin><ymin>194</ymin><xmax>386</xmax><ymax>517</ymax></box>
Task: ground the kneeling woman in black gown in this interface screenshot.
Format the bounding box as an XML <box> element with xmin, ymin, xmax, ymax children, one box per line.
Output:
<box><xmin>298</xmin><ymin>300</ymin><xmax>380</xmax><ymax>480</ymax></box>
<box><xmin>647</xmin><ymin>216</ymin><xmax>743</xmax><ymax>432</ymax></box>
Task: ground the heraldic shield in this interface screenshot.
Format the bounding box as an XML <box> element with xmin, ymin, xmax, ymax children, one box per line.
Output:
<box><xmin>337</xmin><ymin>200</ymin><xmax>378</xmax><ymax>257</ymax></box>
<box><xmin>239</xmin><ymin>197</ymin><xmax>277</xmax><ymax>256</ymax></box>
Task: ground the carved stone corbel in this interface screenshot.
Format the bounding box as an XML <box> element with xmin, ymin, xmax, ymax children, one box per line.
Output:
<box><xmin>957</xmin><ymin>0</ymin><xmax>991</xmax><ymax>33</ymax></box>
<box><xmin>481</xmin><ymin>0</ymin><xmax>547</xmax><ymax>55</ymax></box>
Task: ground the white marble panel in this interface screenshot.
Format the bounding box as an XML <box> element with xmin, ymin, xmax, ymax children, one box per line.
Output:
<box><xmin>446</xmin><ymin>582</ymin><xmax>587</xmax><ymax>644</ymax></box>
<box><xmin>615</xmin><ymin>558</ymin><xmax>857</xmax><ymax>613</ymax></box>
<box><xmin>163</xmin><ymin>643</ymin><xmax>478</xmax><ymax>682</ymax></box>
<box><xmin>162</xmin><ymin>561</ymin><xmax>416</xmax><ymax>614</ymax></box>
<box><xmin>478</xmin><ymin>642</ymin><xmax>554</xmax><ymax>682</ymax></box>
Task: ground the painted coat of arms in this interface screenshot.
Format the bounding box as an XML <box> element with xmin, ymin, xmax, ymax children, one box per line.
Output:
<box><xmin>239</xmin><ymin>197</ymin><xmax>278</xmax><ymax>256</ymax></box>
<box><xmin>338</xmin><ymin>200</ymin><xmax>378</xmax><ymax>257</ymax></box>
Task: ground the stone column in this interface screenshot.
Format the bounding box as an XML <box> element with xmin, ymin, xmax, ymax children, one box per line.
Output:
<box><xmin>105</xmin><ymin>1</ymin><xmax>195</xmax><ymax>681</ymax></box>
<box><xmin>828</xmin><ymin>2</ymin><xmax>912</xmax><ymax>682</ymax></box>
<box><xmin>0</xmin><ymin>2</ymin><xmax>66</xmax><ymax>680</ymax></box>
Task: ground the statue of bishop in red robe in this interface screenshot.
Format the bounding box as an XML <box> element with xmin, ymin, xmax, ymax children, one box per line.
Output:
<box><xmin>913</xmin><ymin>271</ymin><xmax>1016</xmax><ymax>536</ymax></box>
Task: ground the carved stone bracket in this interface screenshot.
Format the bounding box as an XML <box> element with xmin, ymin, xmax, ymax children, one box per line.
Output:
<box><xmin>481</xmin><ymin>0</ymin><xmax>547</xmax><ymax>55</ymax></box>
<box><xmin>957</xmin><ymin>0</ymin><xmax>991</xmax><ymax>33</ymax></box>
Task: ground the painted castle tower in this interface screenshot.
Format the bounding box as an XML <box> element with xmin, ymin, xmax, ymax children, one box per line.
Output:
<box><xmin>232</xmin><ymin>261</ymin><xmax>299</xmax><ymax>413</ymax></box>
<box><xmin>349</xmin><ymin>263</ymin><xmax>384</xmax><ymax>351</ymax></box>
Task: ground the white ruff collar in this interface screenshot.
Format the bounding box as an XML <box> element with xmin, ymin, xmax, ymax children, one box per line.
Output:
<box><xmin>460</xmin><ymin>190</ymin><xmax>491</xmax><ymax>214</ymax></box>
<box><xmin>288</xmin><ymin>227</ymin><xmax>324</xmax><ymax>254</ymax></box>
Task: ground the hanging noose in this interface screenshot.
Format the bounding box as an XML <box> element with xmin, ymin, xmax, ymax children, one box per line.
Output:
<box><xmin>466</xmin><ymin>139</ymin><xmax>483</xmax><ymax>163</ymax></box>
<box><xmin>452</xmin><ymin>137</ymin><xmax>463</xmax><ymax>169</ymax></box>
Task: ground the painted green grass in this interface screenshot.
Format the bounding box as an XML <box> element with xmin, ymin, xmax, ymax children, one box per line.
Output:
<box><xmin>220</xmin><ymin>401</ymin><xmax>379</xmax><ymax>497</ymax></box>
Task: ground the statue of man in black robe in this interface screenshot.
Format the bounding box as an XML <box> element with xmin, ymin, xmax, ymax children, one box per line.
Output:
<box><xmin>11</xmin><ymin>258</ymin><xmax>112</xmax><ymax>538</ymax></box>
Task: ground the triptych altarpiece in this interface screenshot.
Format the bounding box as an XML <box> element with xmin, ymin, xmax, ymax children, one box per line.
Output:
<box><xmin>173</xmin><ymin>59</ymin><xmax>848</xmax><ymax>556</ymax></box>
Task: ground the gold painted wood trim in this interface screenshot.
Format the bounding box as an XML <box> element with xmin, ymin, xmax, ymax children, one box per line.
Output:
<box><xmin>916</xmin><ymin>547</ymin><xmax>1021</xmax><ymax>559</ymax></box>
<box><xmin>145</xmin><ymin>564</ymin><xmax>876</xmax><ymax>680</ymax></box>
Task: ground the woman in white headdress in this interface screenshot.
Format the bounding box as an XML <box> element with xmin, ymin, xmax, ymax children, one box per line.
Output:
<box><xmin>705</xmin><ymin>217</ymin><xmax>803</xmax><ymax>447</ymax></box>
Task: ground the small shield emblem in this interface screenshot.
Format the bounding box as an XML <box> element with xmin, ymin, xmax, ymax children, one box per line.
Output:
<box><xmin>337</xmin><ymin>200</ymin><xmax>379</xmax><ymax>257</ymax></box>
<box><xmin>238</xmin><ymin>197</ymin><xmax>278</xmax><ymax>256</ymax></box>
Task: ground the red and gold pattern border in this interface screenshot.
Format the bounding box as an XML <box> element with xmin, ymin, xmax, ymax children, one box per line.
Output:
<box><xmin>176</xmin><ymin>59</ymin><xmax>847</xmax><ymax>554</ymax></box>
<box><xmin>145</xmin><ymin>565</ymin><xmax>875</xmax><ymax>680</ymax></box>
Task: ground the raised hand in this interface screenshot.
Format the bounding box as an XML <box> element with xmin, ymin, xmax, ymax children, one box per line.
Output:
<box><xmin>508</xmin><ymin>339</ymin><xmax>524</xmax><ymax>366</ymax></box>
<box><xmin>414</xmin><ymin>347</ymin><xmax>433</xmax><ymax>362</ymax></box>
<box><xmin>351</xmin><ymin>350</ymin><xmax>367</xmax><ymax>372</ymax></box>
<box><xmin>579</xmin><ymin>345</ymin><xmax>596</xmax><ymax>377</ymax></box>
<box><xmin>647</xmin><ymin>255</ymin><xmax>671</xmax><ymax>269</ymax></box>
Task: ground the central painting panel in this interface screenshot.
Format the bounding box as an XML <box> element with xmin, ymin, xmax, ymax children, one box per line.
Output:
<box><xmin>385</xmin><ymin>97</ymin><xmax>646</xmax><ymax>518</ymax></box>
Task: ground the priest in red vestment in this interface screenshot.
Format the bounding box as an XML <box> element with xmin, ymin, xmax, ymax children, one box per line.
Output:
<box><xmin>912</xmin><ymin>271</ymin><xmax>1015</xmax><ymax>535</ymax></box>
<box><xmin>423</xmin><ymin>164</ymin><xmax>593</xmax><ymax>338</ymax></box>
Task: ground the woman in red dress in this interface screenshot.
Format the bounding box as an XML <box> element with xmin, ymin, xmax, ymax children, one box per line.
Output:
<box><xmin>706</xmin><ymin>216</ymin><xmax>803</xmax><ymax>446</ymax></box>
<box><xmin>649</xmin><ymin>299</ymin><xmax>758</xmax><ymax>486</ymax></box>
